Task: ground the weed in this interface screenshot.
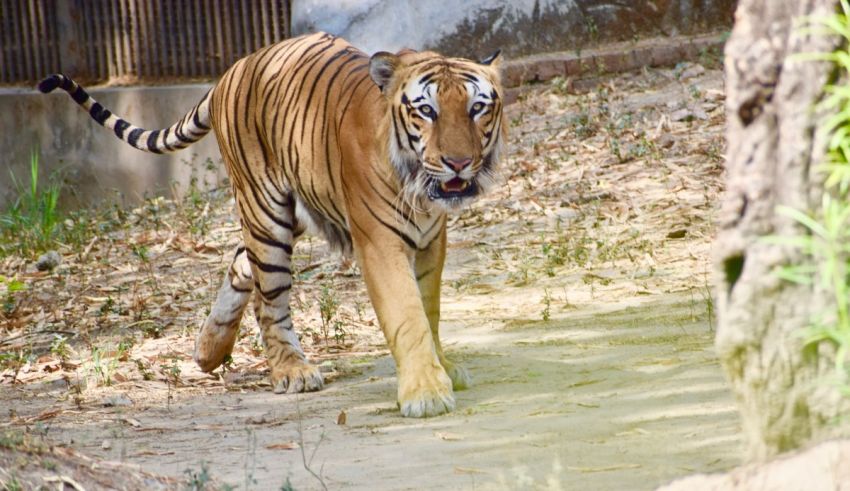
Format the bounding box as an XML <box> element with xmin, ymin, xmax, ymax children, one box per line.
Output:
<box><xmin>508</xmin><ymin>249</ymin><xmax>534</xmax><ymax>286</ymax></box>
<box><xmin>184</xmin><ymin>461</ymin><xmax>212</xmax><ymax>490</ymax></box>
<box><xmin>295</xmin><ymin>397</ymin><xmax>328</xmax><ymax>491</ymax></box>
<box><xmin>541</xmin><ymin>289</ymin><xmax>552</xmax><ymax>321</ymax></box>
<box><xmin>2</xmin><ymin>475</ymin><xmax>22</xmax><ymax>491</ymax></box>
<box><xmin>49</xmin><ymin>334</ymin><xmax>71</xmax><ymax>362</ymax></box>
<box><xmin>162</xmin><ymin>355</ymin><xmax>182</xmax><ymax>409</ymax></box>
<box><xmin>569</xmin><ymin>110</ymin><xmax>597</xmax><ymax>139</ymax></box>
<box><xmin>0</xmin><ymin>151</ymin><xmax>62</xmax><ymax>258</ymax></box>
<box><xmin>90</xmin><ymin>345</ymin><xmax>119</xmax><ymax>387</ymax></box>
<box><xmin>0</xmin><ymin>349</ymin><xmax>34</xmax><ymax>383</ymax></box>
<box><xmin>174</xmin><ymin>157</ymin><xmax>218</xmax><ymax>237</ymax></box>
<box><xmin>221</xmin><ymin>354</ymin><xmax>234</xmax><ymax>372</ymax></box>
<box><xmin>549</xmin><ymin>76</ymin><xmax>571</xmax><ymax>96</ymax></box>
<box><xmin>141</xmin><ymin>320</ymin><xmax>164</xmax><ymax>339</ymax></box>
<box><xmin>250</xmin><ymin>332</ymin><xmax>264</xmax><ymax>356</ymax></box>
<box><xmin>318</xmin><ymin>282</ymin><xmax>346</xmax><ymax>345</ymax></box>
<box><xmin>772</xmin><ymin>1</ymin><xmax>850</xmax><ymax>381</ymax></box>
<box><xmin>0</xmin><ymin>276</ymin><xmax>26</xmax><ymax>316</ymax></box>
<box><xmin>134</xmin><ymin>358</ymin><xmax>154</xmax><ymax>381</ymax></box>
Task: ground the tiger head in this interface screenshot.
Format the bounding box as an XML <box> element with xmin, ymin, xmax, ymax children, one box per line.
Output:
<box><xmin>370</xmin><ymin>49</ymin><xmax>505</xmax><ymax>210</ymax></box>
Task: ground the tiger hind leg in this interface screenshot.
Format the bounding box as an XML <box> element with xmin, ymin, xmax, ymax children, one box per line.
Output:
<box><xmin>239</xmin><ymin>196</ymin><xmax>323</xmax><ymax>394</ymax></box>
<box><xmin>194</xmin><ymin>246</ymin><xmax>253</xmax><ymax>372</ymax></box>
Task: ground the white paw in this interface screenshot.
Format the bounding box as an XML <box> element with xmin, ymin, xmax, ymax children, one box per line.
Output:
<box><xmin>397</xmin><ymin>368</ymin><xmax>455</xmax><ymax>418</ymax></box>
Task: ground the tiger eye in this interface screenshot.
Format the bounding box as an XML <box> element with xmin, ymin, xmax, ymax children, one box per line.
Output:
<box><xmin>472</xmin><ymin>102</ymin><xmax>485</xmax><ymax>112</ymax></box>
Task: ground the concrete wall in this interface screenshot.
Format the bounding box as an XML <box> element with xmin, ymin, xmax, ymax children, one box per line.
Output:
<box><xmin>1</xmin><ymin>85</ymin><xmax>224</xmax><ymax>209</ymax></box>
<box><xmin>292</xmin><ymin>0</ymin><xmax>735</xmax><ymax>59</ymax></box>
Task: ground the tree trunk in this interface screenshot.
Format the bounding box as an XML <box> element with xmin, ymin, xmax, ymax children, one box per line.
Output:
<box><xmin>716</xmin><ymin>0</ymin><xmax>850</xmax><ymax>460</ymax></box>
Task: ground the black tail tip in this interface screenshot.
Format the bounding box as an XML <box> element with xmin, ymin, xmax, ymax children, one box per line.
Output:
<box><xmin>37</xmin><ymin>74</ymin><xmax>63</xmax><ymax>93</ymax></box>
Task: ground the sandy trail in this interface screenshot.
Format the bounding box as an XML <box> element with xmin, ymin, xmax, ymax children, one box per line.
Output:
<box><xmin>28</xmin><ymin>294</ymin><xmax>737</xmax><ymax>490</ymax></box>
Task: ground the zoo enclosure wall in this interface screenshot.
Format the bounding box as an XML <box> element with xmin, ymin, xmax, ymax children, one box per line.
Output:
<box><xmin>0</xmin><ymin>0</ymin><xmax>292</xmax><ymax>86</ymax></box>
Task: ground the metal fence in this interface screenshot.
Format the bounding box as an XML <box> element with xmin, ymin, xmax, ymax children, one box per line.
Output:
<box><xmin>0</xmin><ymin>0</ymin><xmax>291</xmax><ymax>86</ymax></box>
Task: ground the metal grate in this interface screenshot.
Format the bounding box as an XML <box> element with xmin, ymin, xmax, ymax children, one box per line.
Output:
<box><xmin>0</xmin><ymin>0</ymin><xmax>291</xmax><ymax>86</ymax></box>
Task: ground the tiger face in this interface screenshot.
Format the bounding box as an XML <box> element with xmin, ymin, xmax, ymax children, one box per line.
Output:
<box><xmin>370</xmin><ymin>49</ymin><xmax>505</xmax><ymax>210</ymax></box>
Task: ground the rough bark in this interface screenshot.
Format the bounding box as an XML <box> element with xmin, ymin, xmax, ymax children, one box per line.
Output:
<box><xmin>716</xmin><ymin>0</ymin><xmax>850</xmax><ymax>460</ymax></box>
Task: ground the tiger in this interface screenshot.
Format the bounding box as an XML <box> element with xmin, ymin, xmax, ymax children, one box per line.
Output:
<box><xmin>39</xmin><ymin>32</ymin><xmax>505</xmax><ymax>417</ymax></box>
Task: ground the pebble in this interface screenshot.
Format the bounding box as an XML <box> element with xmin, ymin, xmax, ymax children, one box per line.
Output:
<box><xmin>36</xmin><ymin>250</ymin><xmax>61</xmax><ymax>271</ymax></box>
<box><xmin>102</xmin><ymin>394</ymin><xmax>134</xmax><ymax>407</ymax></box>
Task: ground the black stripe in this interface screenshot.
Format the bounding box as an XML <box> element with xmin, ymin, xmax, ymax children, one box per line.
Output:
<box><xmin>392</xmin><ymin>110</ymin><xmax>406</xmax><ymax>151</ymax></box>
<box><xmin>146</xmin><ymin>130</ymin><xmax>163</xmax><ymax>154</ymax></box>
<box><xmin>89</xmin><ymin>103</ymin><xmax>111</xmax><ymax>125</ymax></box>
<box><xmin>127</xmin><ymin>128</ymin><xmax>144</xmax><ymax>147</ymax></box>
<box><xmin>248</xmin><ymin>228</ymin><xmax>294</xmax><ymax>255</ymax></box>
<box><xmin>267</xmin><ymin>312</ymin><xmax>291</xmax><ymax>326</ymax></box>
<box><xmin>245</xmin><ymin>248</ymin><xmax>292</xmax><ymax>274</ymax></box>
<box><xmin>71</xmin><ymin>86</ymin><xmax>88</xmax><ymax>104</ymax></box>
<box><xmin>256</xmin><ymin>282</ymin><xmax>292</xmax><ymax>301</ymax></box>
<box><xmin>416</xmin><ymin>267</ymin><xmax>435</xmax><ymax>282</ymax></box>
<box><xmin>362</xmin><ymin>199</ymin><xmax>417</xmax><ymax>250</ymax></box>
<box><xmin>192</xmin><ymin>109</ymin><xmax>210</xmax><ymax>130</ymax></box>
<box><xmin>366</xmin><ymin>178</ymin><xmax>418</xmax><ymax>230</ymax></box>
<box><xmin>114</xmin><ymin>119</ymin><xmax>130</xmax><ymax>138</ymax></box>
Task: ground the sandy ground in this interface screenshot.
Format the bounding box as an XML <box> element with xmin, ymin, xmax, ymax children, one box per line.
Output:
<box><xmin>1</xmin><ymin>61</ymin><xmax>734</xmax><ymax>489</ymax></box>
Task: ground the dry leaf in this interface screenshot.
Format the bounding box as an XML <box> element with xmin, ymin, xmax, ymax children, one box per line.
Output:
<box><xmin>265</xmin><ymin>441</ymin><xmax>299</xmax><ymax>450</ymax></box>
<box><xmin>434</xmin><ymin>431</ymin><xmax>464</xmax><ymax>441</ymax></box>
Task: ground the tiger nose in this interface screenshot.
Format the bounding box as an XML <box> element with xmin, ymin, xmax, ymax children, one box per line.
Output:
<box><xmin>444</xmin><ymin>156</ymin><xmax>472</xmax><ymax>172</ymax></box>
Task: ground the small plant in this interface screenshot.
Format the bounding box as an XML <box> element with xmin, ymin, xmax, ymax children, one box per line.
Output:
<box><xmin>184</xmin><ymin>461</ymin><xmax>212</xmax><ymax>490</ymax></box>
<box><xmin>90</xmin><ymin>346</ymin><xmax>118</xmax><ymax>387</ymax></box>
<box><xmin>49</xmin><ymin>334</ymin><xmax>71</xmax><ymax>363</ymax></box>
<box><xmin>141</xmin><ymin>321</ymin><xmax>164</xmax><ymax>339</ymax></box>
<box><xmin>771</xmin><ymin>1</ymin><xmax>850</xmax><ymax>382</ymax></box>
<box><xmin>162</xmin><ymin>355</ymin><xmax>182</xmax><ymax>410</ymax></box>
<box><xmin>0</xmin><ymin>151</ymin><xmax>63</xmax><ymax>258</ymax></box>
<box><xmin>0</xmin><ymin>276</ymin><xmax>26</xmax><ymax>316</ymax></box>
<box><xmin>541</xmin><ymin>288</ymin><xmax>552</xmax><ymax>321</ymax></box>
<box><xmin>318</xmin><ymin>282</ymin><xmax>346</xmax><ymax>345</ymax></box>
<box><xmin>221</xmin><ymin>354</ymin><xmax>234</xmax><ymax>372</ymax></box>
<box><xmin>134</xmin><ymin>359</ymin><xmax>154</xmax><ymax>381</ymax></box>
<box><xmin>0</xmin><ymin>349</ymin><xmax>34</xmax><ymax>383</ymax></box>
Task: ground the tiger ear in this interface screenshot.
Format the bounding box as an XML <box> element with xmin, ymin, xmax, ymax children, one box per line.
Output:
<box><xmin>369</xmin><ymin>52</ymin><xmax>400</xmax><ymax>93</ymax></box>
<box><xmin>479</xmin><ymin>49</ymin><xmax>502</xmax><ymax>67</ymax></box>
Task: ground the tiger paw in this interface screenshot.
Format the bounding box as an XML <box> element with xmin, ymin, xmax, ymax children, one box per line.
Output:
<box><xmin>193</xmin><ymin>320</ymin><xmax>238</xmax><ymax>372</ymax></box>
<box><xmin>444</xmin><ymin>361</ymin><xmax>471</xmax><ymax>391</ymax></box>
<box><xmin>270</xmin><ymin>361</ymin><xmax>324</xmax><ymax>394</ymax></box>
<box><xmin>397</xmin><ymin>367</ymin><xmax>455</xmax><ymax>418</ymax></box>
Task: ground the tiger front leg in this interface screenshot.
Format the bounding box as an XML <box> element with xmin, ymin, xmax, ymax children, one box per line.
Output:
<box><xmin>415</xmin><ymin>223</ymin><xmax>471</xmax><ymax>391</ymax></box>
<box><xmin>353</xmin><ymin>231</ymin><xmax>454</xmax><ymax>418</ymax></box>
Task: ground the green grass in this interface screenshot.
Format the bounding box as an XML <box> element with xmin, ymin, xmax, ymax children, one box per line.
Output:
<box><xmin>0</xmin><ymin>151</ymin><xmax>62</xmax><ymax>258</ymax></box>
<box><xmin>770</xmin><ymin>0</ymin><xmax>850</xmax><ymax>382</ymax></box>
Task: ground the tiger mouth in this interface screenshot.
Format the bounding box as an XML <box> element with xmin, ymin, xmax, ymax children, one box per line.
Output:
<box><xmin>428</xmin><ymin>177</ymin><xmax>478</xmax><ymax>200</ymax></box>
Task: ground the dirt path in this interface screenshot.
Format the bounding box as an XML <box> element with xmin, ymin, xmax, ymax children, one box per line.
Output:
<box><xmin>15</xmin><ymin>293</ymin><xmax>734</xmax><ymax>490</ymax></box>
<box><xmin>2</xmin><ymin>61</ymin><xmax>734</xmax><ymax>489</ymax></box>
